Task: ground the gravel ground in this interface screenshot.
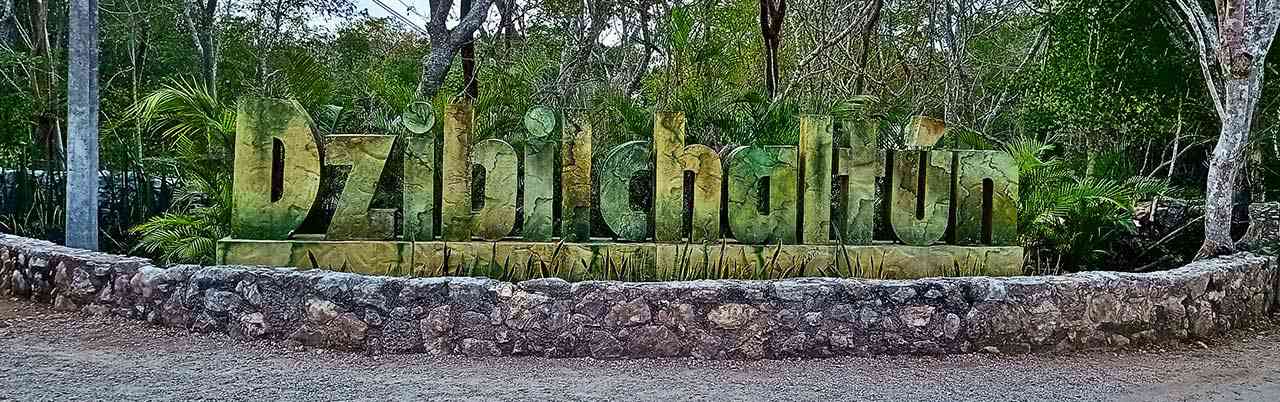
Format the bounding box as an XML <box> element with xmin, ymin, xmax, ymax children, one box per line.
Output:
<box><xmin>1</xmin><ymin>298</ymin><xmax>1278</xmax><ymax>401</ymax></box>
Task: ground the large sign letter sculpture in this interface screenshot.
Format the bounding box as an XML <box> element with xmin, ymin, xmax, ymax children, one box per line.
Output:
<box><xmin>220</xmin><ymin>98</ymin><xmax>1022</xmax><ymax>281</ymax></box>
<box><xmin>231</xmin><ymin>98</ymin><xmax>320</xmax><ymax>240</ymax></box>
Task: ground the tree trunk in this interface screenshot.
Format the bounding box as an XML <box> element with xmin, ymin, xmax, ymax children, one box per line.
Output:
<box><xmin>1</xmin><ymin>0</ymin><xmax>14</xmax><ymax>49</ymax></box>
<box><xmin>940</xmin><ymin>0</ymin><xmax>967</xmax><ymax>125</ymax></box>
<box><xmin>183</xmin><ymin>0</ymin><xmax>218</xmax><ymax>98</ymax></box>
<box><xmin>498</xmin><ymin>0</ymin><xmax>518</xmax><ymax>48</ymax></box>
<box><xmin>459</xmin><ymin>0</ymin><xmax>478</xmax><ymax>100</ymax></box>
<box><xmin>1172</xmin><ymin>0</ymin><xmax>1280</xmax><ymax>259</ymax></box>
<box><xmin>758</xmin><ymin>0</ymin><xmax>785</xmax><ymax>100</ymax></box>
<box><xmin>764</xmin><ymin>37</ymin><xmax>779</xmax><ymax>98</ymax></box>
<box><xmin>1248</xmin><ymin>145</ymin><xmax>1265</xmax><ymax>203</ymax></box>
<box><xmin>1198</xmin><ymin>77</ymin><xmax>1259</xmax><ymax>258</ymax></box>
<box><xmin>28</xmin><ymin>0</ymin><xmax>62</xmax><ymax>168</ymax></box>
<box><xmin>854</xmin><ymin>0</ymin><xmax>883</xmax><ymax>95</ymax></box>
<box><xmin>416</xmin><ymin>44</ymin><xmax>457</xmax><ymax>99</ymax></box>
<box><xmin>626</xmin><ymin>5</ymin><xmax>654</xmax><ymax>96</ymax></box>
<box><xmin>553</xmin><ymin>1</ymin><xmax>608</xmax><ymax>105</ymax></box>
<box><xmin>199</xmin><ymin>0</ymin><xmax>217</xmax><ymax>98</ymax></box>
<box><xmin>415</xmin><ymin>0</ymin><xmax>493</xmax><ymax>100</ymax></box>
<box><xmin>66</xmin><ymin>0</ymin><xmax>100</xmax><ymax>250</ymax></box>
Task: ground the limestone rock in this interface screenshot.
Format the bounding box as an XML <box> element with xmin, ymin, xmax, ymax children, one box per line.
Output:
<box><xmin>707</xmin><ymin>304</ymin><xmax>758</xmax><ymax>330</ymax></box>
<box><xmin>606</xmin><ymin>298</ymin><xmax>652</xmax><ymax>327</ymax></box>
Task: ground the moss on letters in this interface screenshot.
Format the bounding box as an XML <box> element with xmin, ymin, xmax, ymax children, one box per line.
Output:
<box><xmin>231</xmin><ymin>98</ymin><xmax>321</xmax><ymax>240</ymax></box>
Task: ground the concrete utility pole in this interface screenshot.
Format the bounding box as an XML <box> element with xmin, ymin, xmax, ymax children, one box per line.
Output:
<box><xmin>66</xmin><ymin>0</ymin><xmax>99</xmax><ymax>250</ymax></box>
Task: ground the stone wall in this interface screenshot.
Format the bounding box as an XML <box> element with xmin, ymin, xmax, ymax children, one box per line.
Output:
<box><xmin>2</xmin><ymin>233</ymin><xmax>1276</xmax><ymax>358</ymax></box>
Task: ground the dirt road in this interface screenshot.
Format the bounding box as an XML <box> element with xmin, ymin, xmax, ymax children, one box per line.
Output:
<box><xmin>1</xmin><ymin>298</ymin><xmax>1277</xmax><ymax>401</ymax></box>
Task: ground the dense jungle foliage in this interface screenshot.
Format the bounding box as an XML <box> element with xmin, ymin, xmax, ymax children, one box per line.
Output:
<box><xmin>0</xmin><ymin>0</ymin><xmax>1277</xmax><ymax>272</ymax></box>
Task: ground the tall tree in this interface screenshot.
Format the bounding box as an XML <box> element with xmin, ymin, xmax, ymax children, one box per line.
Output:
<box><xmin>494</xmin><ymin>0</ymin><xmax>518</xmax><ymax>48</ymax></box>
<box><xmin>1</xmin><ymin>0</ymin><xmax>14</xmax><ymax>49</ymax></box>
<box><xmin>1249</xmin><ymin>146</ymin><xmax>1266</xmax><ymax>202</ymax></box>
<box><xmin>182</xmin><ymin>0</ymin><xmax>219</xmax><ymax>99</ymax></box>
<box><xmin>553</xmin><ymin>0</ymin><xmax>610</xmax><ymax>105</ymax></box>
<box><xmin>1170</xmin><ymin>0</ymin><xmax>1280</xmax><ymax>258</ymax></box>
<box><xmin>27</xmin><ymin>0</ymin><xmax>62</xmax><ymax>167</ymax></box>
<box><xmin>759</xmin><ymin>0</ymin><xmax>786</xmax><ymax>99</ymax></box>
<box><xmin>458</xmin><ymin>0</ymin><xmax>478</xmax><ymax>100</ymax></box>
<box><xmin>66</xmin><ymin>0</ymin><xmax>100</xmax><ymax>250</ymax></box>
<box><xmin>854</xmin><ymin>0</ymin><xmax>883</xmax><ymax>95</ymax></box>
<box><xmin>416</xmin><ymin>0</ymin><xmax>494</xmax><ymax>99</ymax></box>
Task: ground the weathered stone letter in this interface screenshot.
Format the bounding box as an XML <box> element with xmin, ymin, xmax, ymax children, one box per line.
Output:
<box><xmin>325</xmin><ymin>134</ymin><xmax>396</xmax><ymax>240</ymax></box>
<box><xmin>560</xmin><ymin>118</ymin><xmax>592</xmax><ymax>242</ymax></box>
<box><xmin>231</xmin><ymin>98</ymin><xmax>320</xmax><ymax>240</ymax></box>
<box><xmin>471</xmin><ymin>139</ymin><xmax>518</xmax><ymax>241</ymax></box>
<box><xmin>954</xmin><ymin>150</ymin><xmax>1018</xmax><ymax>245</ymax></box>
<box><xmin>890</xmin><ymin>150</ymin><xmax>952</xmax><ymax>246</ymax></box>
<box><xmin>402</xmin><ymin>102</ymin><xmax>436</xmax><ymax>241</ymax></box>
<box><xmin>800</xmin><ymin>115</ymin><xmax>834</xmax><ymax>244</ymax></box>
<box><xmin>836</xmin><ymin>146</ymin><xmax>884</xmax><ymax>245</ymax></box>
<box><xmin>726</xmin><ymin>146</ymin><xmax>798</xmax><ymax>244</ymax></box>
<box><xmin>441</xmin><ymin>103</ymin><xmax>474</xmax><ymax>241</ymax></box>
<box><xmin>522</xmin><ymin>107</ymin><xmax>556</xmax><ymax>241</ymax></box>
<box><xmin>835</xmin><ymin>110</ymin><xmax>883</xmax><ymax>245</ymax></box>
<box><xmin>600</xmin><ymin>140</ymin><xmax>653</xmax><ymax>241</ymax></box>
<box><xmin>654</xmin><ymin>112</ymin><xmax>722</xmax><ymax>243</ymax></box>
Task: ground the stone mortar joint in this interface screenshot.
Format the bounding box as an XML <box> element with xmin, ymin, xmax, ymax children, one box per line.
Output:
<box><xmin>1</xmin><ymin>233</ymin><xmax>1276</xmax><ymax>359</ymax></box>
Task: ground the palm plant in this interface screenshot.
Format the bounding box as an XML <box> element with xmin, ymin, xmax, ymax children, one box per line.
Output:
<box><xmin>127</xmin><ymin>79</ymin><xmax>234</xmax><ymax>265</ymax></box>
<box><xmin>1006</xmin><ymin>136</ymin><xmax>1166</xmax><ymax>271</ymax></box>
